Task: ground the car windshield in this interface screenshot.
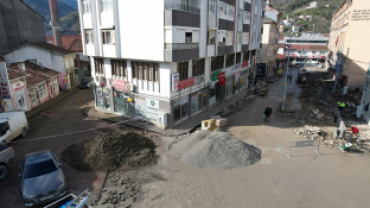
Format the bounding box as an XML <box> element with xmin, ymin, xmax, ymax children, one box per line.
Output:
<box><xmin>24</xmin><ymin>160</ymin><xmax>58</xmax><ymax>178</ymax></box>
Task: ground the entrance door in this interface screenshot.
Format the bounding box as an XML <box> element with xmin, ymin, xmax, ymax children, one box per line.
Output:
<box><xmin>114</xmin><ymin>91</ymin><xmax>129</xmax><ymax>115</ymax></box>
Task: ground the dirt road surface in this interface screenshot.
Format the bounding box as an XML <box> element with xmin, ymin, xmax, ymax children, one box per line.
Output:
<box><xmin>1</xmin><ymin>66</ymin><xmax>370</xmax><ymax>208</ymax></box>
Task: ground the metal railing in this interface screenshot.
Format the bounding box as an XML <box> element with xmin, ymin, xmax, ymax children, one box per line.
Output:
<box><xmin>218</xmin><ymin>42</ymin><xmax>226</xmax><ymax>47</ymax></box>
<box><xmin>164</xmin><ymin>3</ymin><xmax>200</xmax><ymax>14</ymax></box>
<box><xmin>50</xmin><ymin>20</ymin><xmax>63</xmax><ymax>26</ymax></box>
<box><xmin>165</xmin><ymin>43</ymin><xmax>198</xmax><ymax>50</ymax></box>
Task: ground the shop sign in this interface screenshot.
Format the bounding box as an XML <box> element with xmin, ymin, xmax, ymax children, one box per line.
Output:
<box><xmin>172</xmin><ymin>73</ymin><xmax>179</xmax><ymax>91</ymax></box>
<box><xmin>173</xmin><ymin>96</ymin><xmax>189</xmax><ymax>107</ymax></box>
<box><xmin>211</xmin><ymin>70</ymin><xmax>222</xmax><ymax>81</ymax></box>
<box><xmin>111</xmin><ymin>79</ymin><xmax>129</xmax><ymax>93</ymax></box>
<box><xmin>242</xmin><ymin>61</ymin><xmax>249</xmax><ymax>68</ymax></box>
<box><xmin>223</xmin><ymin>68</ymin><xmax>231</xmax><ymax>76</ymax></box>
<box><xmin>0</xmin><ymin>62</ymin><xmax>11</xmax><ymax>99</ymax></box>
<box><xmin>134</xmin><ymin>99</ymin><xmax>146</xmax><ymax>117</ymax></box>
<box><xmin>12</xmin><ymin>81</ymin><xmax>28</xmax><ymax>110</ymax></box>
<box><xmin>146</xmin><ymin>98</ymin><xmax>159</xmax><ymax>114</ymax></box>
<box><xmin>178</xmin><ymin>77</ymin><xmax>196</xmax><ymax>90</ymax></box>
<box><xmin>191</xmin><ymin>94</ymin><xmax>198</xmax><ymax>114</ymax></box>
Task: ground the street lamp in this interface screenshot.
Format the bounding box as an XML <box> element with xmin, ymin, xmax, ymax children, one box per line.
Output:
<box><xmin>282</xmin><ymin>33</ymin><xmax>292</xmax><ymax>112</ymax></box>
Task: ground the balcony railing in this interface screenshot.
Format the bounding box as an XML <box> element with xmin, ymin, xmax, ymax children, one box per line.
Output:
<box><xmin>218</xmin><ymin>42</ymin><xmax>226</xmax><ymax>47</ymax></box>
<box><xmin>165</xmin><ymin>43</ymin><xmax>198</xmax><ymax>50</ymax></box>
<box><xmin>164</xmin><ymin>3</ymin><xmax>200</xmax><ymax>14</ymax></box>
<box><xmin>50</xmin><ymin>20</ymin><xmax>63</xmax><ymax>26</ymax></box>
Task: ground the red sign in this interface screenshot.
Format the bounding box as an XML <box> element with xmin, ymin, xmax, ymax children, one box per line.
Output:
<box><xmin>178</xmin><ymin>77</ymin><xmax>196</xmax><ymax>90</ymax></box>
<box><xmin>218</xmin><ymin>72</ymin><xmax>225</xmax><ymax>87</ymax></box>
<box><xmin>242</xmin><ymin>61</ymin><xmax>249</xmax><ymax>68</ymax></box>
<box><xmin>111</xmin><ymin>79</ymin><xmax>129</xmax><ymax>92</ymax></box>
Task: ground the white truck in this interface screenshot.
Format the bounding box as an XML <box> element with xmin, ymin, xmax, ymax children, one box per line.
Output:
<box><xmin>0</xmin><ymin>111</ymin><xmax>29</xmax><ymax>144</ymax></box>
<box><xmin>0</xmin><ymin>146</ymin><xmax>15</xmax><ymax>180</ymax></box>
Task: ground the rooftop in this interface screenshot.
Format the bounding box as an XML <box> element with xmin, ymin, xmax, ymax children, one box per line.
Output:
<box><xmin>29</xmin><ymin>43</ymin><xmax>75</xmax><ymax>55</ymax></box>
<box><xmin>8</xmin><ymin>62</ymin><xmax>60</xmax><ymax>88</ymax></box>
<box><xmin>47</xmin><ymin>36</ymin><xmax>83</xmax><ymax>52</ymax></box>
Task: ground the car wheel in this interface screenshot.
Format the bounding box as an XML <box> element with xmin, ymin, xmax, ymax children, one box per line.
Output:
<box><xmin>21</xmin><ymin>127</ymin><xmax>27</xmax><ymax>137</ymax></box>
<box><xmin>0</xmin><ymin>165</ymin><xmax>7</xmax><ymax>181</ymax></box>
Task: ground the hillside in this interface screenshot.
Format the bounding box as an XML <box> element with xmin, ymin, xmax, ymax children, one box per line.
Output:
<box><xmin>270</xmin><ymin>0</ymin><xmax>344</xmax><ymax>34</ymax></box>
<box><xmin>60</xmin><ymin>11</ymin><xmax>80</xmax><ymax>31</ymax></box>
<box><xmin>24</xmin><ymin>0</ymin><xmax>78</xmax><ymax>31</ymax></box>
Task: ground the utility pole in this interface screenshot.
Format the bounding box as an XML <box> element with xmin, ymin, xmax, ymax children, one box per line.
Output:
<box><xmin>282</xmin><ymin>34</ymin><xmax>291</xmax><ymax>112</ymax></box>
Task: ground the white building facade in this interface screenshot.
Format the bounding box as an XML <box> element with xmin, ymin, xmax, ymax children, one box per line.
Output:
<box><xmin>78</xmin><ymin>0</ymin><xmax>264</xmax><ymax>128</ymax></box>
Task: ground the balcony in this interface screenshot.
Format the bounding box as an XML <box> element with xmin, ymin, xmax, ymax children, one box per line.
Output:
<box><xmin>164</xmin><ymin>43</ymin><xmax>199</xmax><ymax>62</ymax></box>
<box><xmin>165</xmin><ymin>3</ymin><xmax>201</xmax><ymax>27</ymax></box>
<box><xmin>50</xmin><ymin>20</ymin><xmax>62</xmax><ymax>27</ymax></box>
<box><xmin>164</xmin><ymin>3</ymin><xmax>200</xmax><ymax>14</ymax></box>
<box><xmin>165</xmin><ymin>43</ymin><xmax>198</xmax><ymax>50</ymax></box>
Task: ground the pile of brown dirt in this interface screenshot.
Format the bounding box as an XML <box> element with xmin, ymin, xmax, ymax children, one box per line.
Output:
<box><xmin>62</xmin><ymin>132</ymin><xmax>158</xmax><ymax>171</ymax></box>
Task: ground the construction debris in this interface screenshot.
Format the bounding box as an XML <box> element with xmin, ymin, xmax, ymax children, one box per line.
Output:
<box><xmin>165</xmin><ymin>131</ymin><xmax>261</xmax><ymax>170</ymax></box>
<box><xmin>61</xmin><ymin>132</ymin><xmax>158</xmax><ymax>171</ymax></box>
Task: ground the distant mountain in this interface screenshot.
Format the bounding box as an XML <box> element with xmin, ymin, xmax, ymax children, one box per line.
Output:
<box><xmin>24</xmin><ymin>0</ymin><xmax>78</xmax><ymax>30</ymax></box>
<box><xmin>60</xmin><ymin>0</ymin><xmax>78</xmax><ymax>10</ymax></box>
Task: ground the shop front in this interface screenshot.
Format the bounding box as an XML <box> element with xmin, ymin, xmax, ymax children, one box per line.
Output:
<box><xmin>172</xmin><ymin>95</ymin><xmax>189</xmax><ymax>124</ymax></box>
<box><xmin>241</xmin><ymin>69</ymin><xmax>249</xmax><ymax>89</ymax></box>
<box><xmin>114</xmin><ymin>89</ymin><xmax>131</xmax><ymax>116</ymax></box>
<box><xmin>225</xmin><ymin>75</ymin><xmax>235</xmax><ymax>98</ymax></box>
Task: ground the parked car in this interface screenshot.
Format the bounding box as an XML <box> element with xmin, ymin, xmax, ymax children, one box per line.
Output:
<box><xmin>0</xmin><ymin>145</ymin><xmax>15</xmax><ymax>181</ymax></box>
<box><xmin>19</xmin><ymin>150</ymin><xmax>67</xmax><ymax>207</ymax></box>
<box><xmin>0</xmin><ymin>112</ymin><xmax>29</xmax><ymax>144</ymax></box>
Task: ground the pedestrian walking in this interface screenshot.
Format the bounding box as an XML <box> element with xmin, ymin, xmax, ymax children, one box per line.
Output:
<box><xmin>263</xmin><ymin>105</ymin><xmax>273</xmax><ymax>123</ymax></box>
<box><xmin>337</xmin><ymin>100</ymin><xmax>345</xmax><ymax>114</ymax></box>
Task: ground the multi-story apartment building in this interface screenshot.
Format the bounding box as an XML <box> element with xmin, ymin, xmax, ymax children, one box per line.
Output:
<box><xmin>328</xmin><ymin>0</ymin><xmax>370</xmax><ymax>88</ymax></box>
<box><xmin>258</xmin><ymin>4</ymin><xmax>280</xmax><ymax>77</ymax></box>
<box><xmin>77</xmin><ymin>0</ymin><xmax>264</xmax><ymax>128</ymax></box>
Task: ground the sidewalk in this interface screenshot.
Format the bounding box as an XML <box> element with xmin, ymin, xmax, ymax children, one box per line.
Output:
<box><xmin>82</xmin><ymin>88</ymin><xmax>253</xmax><ymax>136</ymax></box>
<box><xmin>25</xmin><ymin>88</ymin><xmax>78</xmax><ymax>119</ymax></box>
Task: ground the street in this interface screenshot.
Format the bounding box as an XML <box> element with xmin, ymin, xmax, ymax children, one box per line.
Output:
<box><xmin>1</xmin><ymin>66</ymin><xmax>370</xmax><ymax>208</ymax></box>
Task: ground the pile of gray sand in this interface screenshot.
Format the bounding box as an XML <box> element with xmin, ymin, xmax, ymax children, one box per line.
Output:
<box><xmin>62</xmin><ymin>132</ymin><xmax>158</xmax><ymax>171</ymax></box>
<box><xmin>165</xmin><ymin>131</ymin><xmax>261</xmax><ymax>170</ymax></box>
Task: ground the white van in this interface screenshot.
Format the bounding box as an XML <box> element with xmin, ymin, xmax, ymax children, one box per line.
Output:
<box><xmin>0</xmin><ymin>112</ymin><xmax>28</xmax><ymax>144</ymax></box>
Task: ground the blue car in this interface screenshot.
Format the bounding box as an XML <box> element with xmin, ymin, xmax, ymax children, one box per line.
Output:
<box><xmin>19</xmin><ymin>150</ymin><xmax>68</xmax><ymax>207</ymax></box>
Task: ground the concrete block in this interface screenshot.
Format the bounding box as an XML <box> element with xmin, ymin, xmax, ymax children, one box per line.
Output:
<box><xmin>215</xmin><ymin>118</ymin><xmax>227</xmax><ymax>127</ymax></box>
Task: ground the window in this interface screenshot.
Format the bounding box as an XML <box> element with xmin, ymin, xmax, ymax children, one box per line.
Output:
<box><xmin>132</xmin><ymin>61</ymin><xmax>136</xmax><ymax>79</ymax></box>
<box><xmin>217</xmin><ymin>55</ymin><xmax>224</xmax><ymax>70</ymax></box>
<box><xmin>95</xmin><ymin>58</ymin><xmax>104</xmax><ymax>74</ymax></box>
<box><xmin>192</xmin><ymin>59</ymin><xmax>205</xmax><ymax>76</ymax></box>
<box><xmin>185</xmin><ymin>32</ymin><xmax>192</xmax><ymax>43</ymax></box>
<box><xmin>137</xmin><ymin>62</ymin><xmax>142</xmax><ymax>80</ymax></box>
<box><xmin>244</xmin><ymin>11</ymin><xmax>250</xmax><ymax>24</ymax></box>
<box><xmin>228</xmin><ymin>6</ymin><xmax>235</xmax><ymax>19</ymax></box>
<box><xmin>24</xmin><ymin>160</ymin><xmax>57</xmax><ymax>179</ymax></box>
<box><xmin>83</xmin><ymin>0</ymin><xmax>91</xmax><ymax>14</ymax></box>
<box><xmin>101</xmin><ymin>0</ymin><xmax>113</xmax><ymax>12</ymax></box>
<box><xmin>227</xmin><ymin>31</ymin><xmax>233</xmax><ymax>43</ymax></box>
<box><xmin>37</xmin><ymin>83</ymin><xmax>47</xmax><ymax>99</ymax></box>
<box><xmin>208</xmin><ymin>30</ymin><xmax>216</xmax><ymax>44</ymax></box>
<box><xmin>237</xmin><ymin>32</ymin><xmax>241</xmax><ymax>44</ymax></box>
<box><xmin>154</xmin><ymin>63</ymin><xmax>159</xmax><ymax>82</ymax></box>
<box><xmin>219</xmin><ymin>2</ymin><xmax>228</xmax><ymax>17</ymax></box>
<box><xmin>226</xmin><ymin>54</ymin><xmax>235</xmax><ymax>67</ymax></box>
<box><xmin>148</xmin><ymin>63</ymin><xmax>153</xmax><ymax>81</ymax></box>
<box><xmin>209</xmin><ymin>0</ymin><xmax>216</xmax><ymax>13</ymax></box>
<box><xmin>182</xmin><ymin>0</ymin><xmax>190</xmax><ymax>6</ymax></box>
<box><xmin>243</xmin><ymin>32</ymin><xmax>249</xmax><ymax>44</ymax></box>
<box><xmin>27</xmin><ymin>59</ymin><xmax>37</xmax><ymax>64</ymax></box>
<box><xmin>142</xmin><ymin>63</ymin><xmax>148</xmax><ymax>80</ymax></box>
<box><xmin>236</xmin><ymin>53</ymin><xmax>241</xmax><ymax>64</ymax></box>
<box><xmin>238</xmin><ymin>9</ymin><xmax>243</xmax><ymax>21</ymax></box>
<box><xmin>102</xmin><ymin>30</ymin><xmax>115</xmax><ymax>44</ymax></box>
<box><xmin>111</xmin><ymin>60</ymin><xmax>127</xmax><ymax>77</ymax></box>
<box><xmin>178</xmin><ymin>61</ymin><xmax>188</xmax><ymax>81</ymax></box>
<box><xmin>85</xmin><ymin>30</ymin><xmax>94</xmax><ymax>44</ymax></box>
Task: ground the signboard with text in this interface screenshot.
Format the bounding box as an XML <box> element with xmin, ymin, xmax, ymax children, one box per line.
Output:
<box><xmin>12</xmin><ymin>81</ymin><xmax>28</xmax><ymax>110</ymax></box>
<box><xmin>146</xmin><ymin>98</ymin><xmax>160</xmax><ymax>120</ymax></box>
<box><xmin>111</xmin><ymin>79</ymin><xmax>129</xmax><ymax>93</ymax></box>
<box><xmin>178</xmin><ymin>77</ymin><xmax>196</xmax><ymax>90</ymax></box>
<box><xmin>0</xmin><ymin>62</ymin><xmax>11</xmax><ymax>99</ymax></box>
<box><xmin>172</xmin><ymin>73</ymin><xmax>180</xmax><ymax>91</ymax></box>
<box><xmin>242</xmin><ymin>61</ymin><xmax>249</xmax><ymax>68</ymax></box>
<box><xmin>212</xmin><ymin>70</ymin><xmax>222</xmax><ymax>81</ymax></box>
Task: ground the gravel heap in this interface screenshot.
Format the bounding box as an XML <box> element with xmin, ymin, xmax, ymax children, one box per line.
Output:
<box><xmin>62</xmin><ymin>132</ymin><xmax>158</xmax><ymax>171</ymax></box>
<box><xmin>166</xmin><ymin>131</ymin><xmax>261</xmax><ymax>170</ymax></box>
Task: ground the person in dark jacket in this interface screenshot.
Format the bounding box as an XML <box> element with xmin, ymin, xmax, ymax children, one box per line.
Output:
<box><xmin>264</xmin><ymin>105</ymin><xmax>273</xmax><ymax>123</ymax></box>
